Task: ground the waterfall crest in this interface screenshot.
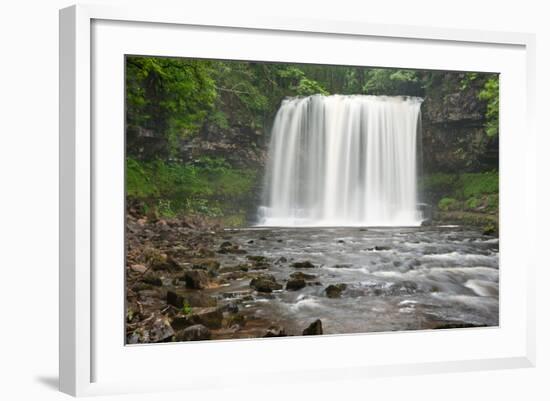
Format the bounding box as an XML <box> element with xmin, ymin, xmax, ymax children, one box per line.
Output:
<box><xmin>258</xmin><ymin>94</ymin><xmax>423</xmax><ymax>227</ymax></box>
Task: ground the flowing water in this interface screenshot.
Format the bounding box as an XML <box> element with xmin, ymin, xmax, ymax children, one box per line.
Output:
<box><xmin>258</xmin><ymin>95</ymin><xmax>423</xmax><ymax>227</ymax></box>
<box><xmin>215</xmin><ymin>226</ymin><xmax>499</xmax><ymax>335</ymax></box>
<box><xmin>227</xmin><ymin>95</ymin><xmax>499</xmax><ymax>336</ymax></box>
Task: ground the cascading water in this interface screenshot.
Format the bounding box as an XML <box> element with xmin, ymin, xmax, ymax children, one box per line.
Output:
<box><xmin>257</xmin><ymin>94</ymin><xmax>423</xmax><ymax>227</ymax></box>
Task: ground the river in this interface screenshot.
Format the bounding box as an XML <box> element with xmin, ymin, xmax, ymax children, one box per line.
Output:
<box><xmin>209</xmin><ymin>225</ymin><xmax>499</xmax><ymax>337</ymax></box>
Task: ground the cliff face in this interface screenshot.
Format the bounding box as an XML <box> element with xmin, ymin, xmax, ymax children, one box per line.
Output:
<box><xmin>177</xmin><ymin>73</ymin><xmax>497</xmax><ymax>175</ymax></box>
<box><xmin>421</xmin><ymin>73</ymin><xmax>498</xmax><ymax>174</ymax></box>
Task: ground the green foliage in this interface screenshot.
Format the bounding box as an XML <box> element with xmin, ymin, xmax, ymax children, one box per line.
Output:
<box><xmin>126</xmin><ymin>56</ymin><xmax>217</xmax><ymax>157</ymax></box>
<box><xmin>423</xmin><ymin>172</ymin><xmax>498</xmax><ymax>214</ymax></box>
<box><xmin>438</xmin><ymin>197</ymin><xmax>461</xmax><ymax>211</ymax></box>
<box><xmin>459</xmin><ymin>72</ymin><xmax>479</xmax><ymax>91</ymax></box>
<box><xmin>181</xmin><ymin>302</ymin><xmax>192</xmax><ymax>315</ymax></box>
<box><xmin>126</xmin><ymin>157</ymin><xmax>258</xmax><ymax>224</ymax></box>
<box><xmin>277</xmin><ymin>67</ymin><xmax>329</xmax><ymax>96</ymax></box>
<box><xmin>460</xmin><ymin>172</ymin><xmax>499</xmax><ymax>198</ymax></box>
<box><xmin>478</xmin><ymin>77</ymin><xmax>499</xmax><ymax>137</ymax></box>
<box><xmin>465</xmin><ymin>197</ymin><xmax>481</xmax><ymax>210</ymax></box>
<box><xmin>362</xmin><ymin>69</ymin><xmax>421</xmax><ymax>96</ymax></box>
<box><xmin>126</xmin><ymin>157</ymin><xmax>159</xmax><ymax>198</ymax></box>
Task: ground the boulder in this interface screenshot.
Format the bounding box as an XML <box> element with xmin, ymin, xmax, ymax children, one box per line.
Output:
<box><xmin>302</xmin><ymin>319</ymin><xmax>323</xmax><ymax>335</ymax></box>
<box><xmin>149</xmin><ymin>317</ymin><xmax>175</xmax><ymax>342</ymax></box>
<box><xmin>286</xmin><ymin>278</ymin><xmax>306</xmax><ymax>291</ymax></box>
<box><xmin>183</xmin><ymin>270</ymin><xmax>210</xmax><ymax>289</ymax></box>
<box><xmin>247</xmin><ymin>255</ymin><xmax>267</xmax><ymax>263</ymax></box>
<box><xmin>176</xmin><ymin>324</ymin><xmax>211</xmax><ymax>341</ymax></box>
<box><xmin>290</xmin><ymin>272</ymin><xmax>316</xmax><ymax>280</ymax></box>
<box><xmin>192</xmin><ymin>259</ymin><xmax>220</xmax><ymax>272</ymax></box>
<box><xmin>167</xmin><ymin>289</ymin><xmax>217</xmax><ymax>309</ymax></box>
<box><xmin>171</xmin><ymin>307</ymin><xmax>223</xmax><ymax>330</ymax></box>
<box><xmin>127</xmin><ymin>317</ymin><xmax>175</xmax><ymax>344</ymax></box>
<box><xmin>141</xmin><ymin>273</ymin><xmax>163</xmax><ymax>286</ymax></box>
<box><xmin>325</xmin><ymin>283</ymin><xmax>347</xmax><ymax>298</ymax></box>
<box><xmin>263</xmin><ymin>326</ymin><xmax>287</xmax><ymax>337</ymax></box>
<box><xmin>130</xmin><ymin>264</ymin><xmax>148</xmax><ymax>274</ymax></box>
<box><xmin>218</xmin><ymin>241</ymin><xmax>247</xmax><ymax>254</ymax></box>
<box><xmin>219</xmin><ymin>264</ymin><xmax>250</xmax><ymax>274</ymax></box>
<box><xmin>291</xmin><ymin>260</ymin><xmax>316</xmax><ymax>268</ymax></box>
<box><xmin>250</xmin><ymin>275</ymin><xmax>282</xmax><ymax>293</ymax></box>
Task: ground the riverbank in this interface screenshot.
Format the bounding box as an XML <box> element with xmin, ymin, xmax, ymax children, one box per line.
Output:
<box><xmin>421</xmin><ymin>171</ymin><xmax>498</xmax><ymax>234</ymax></box>
<box><xmin>126</xmin><ymin>210</ymin><xmax>499</xmax><ymax>343</ymax></box>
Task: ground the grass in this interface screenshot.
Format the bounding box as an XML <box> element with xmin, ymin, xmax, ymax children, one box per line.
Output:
<box><xmin>126</xmin><ymin>156</ymin><xmax>259</xmax><ymax>225</ymax></box>
<box><xmin>421</xmin><ymin>171</ymin><xmax>499</xmax><ymax>216</ymax></box>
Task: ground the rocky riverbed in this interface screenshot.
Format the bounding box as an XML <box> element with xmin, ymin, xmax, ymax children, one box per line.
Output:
<box><xmin>126</xmin><ymin>213</ymin><xmax>499</xmax><ymax>344</ymax></box>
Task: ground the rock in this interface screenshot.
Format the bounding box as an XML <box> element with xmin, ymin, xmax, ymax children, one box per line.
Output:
<box><xmin>128</xmin><ymin>317</ymin><xmax>175</xmax><ymax>344</ymax></box>
<box><xmin>290</xmin><ymin>272</ymin><xmax>316</xmax><ymax>280</ymax></box>
<box><xmin>149</xmin><ymin>317</ymin><xmax>175</xmax><ymax>342</ymax></box>
<box><xmin>226</xmin><ymin>313</ymin><xmax>246</xmax><ymax>328</ymax></box>
<box><xmin>247</xmin><ymin>255</ymin><xmax>267</xmax><ymax>263</ymax></box>
<box><xmin>185</xmin><ymin>292</ymin><xmax>218</xmax><ymax>307</ymax></box>
<box><xmin>302</xmin><ymin>319</ymin><xmax>323</xmax><ymax>335</ymax></box>
<box><xmin>219</xmin><ymin>264</ymin><xmax>249</xmax><ymax>273</ymax></box>
<box><xmin>325</xmin><ymin>283</ymin><xmax>347</xmax><ymax>298</ymax></box>
<box><xmin>388</xmin><ymin>281</ymin><xmax>418</xmax><ymax>295</ymax></box>
<box><xmin>337</xmin><ymin>239</ymin><xmax>345</xmax><ymax>243</ymax></box>
<box><xmin>332</xmin><ymin>264</ymin><xmax>353</xmax><ymax>269</ymax></box>
<box><xmin>176</xmin><ymin>324</ymin><xmax>211</xmax><ymax>341</ymax></box>
<box><xmin>286</xmin><ymin>278</ymin><xmax>306</xmax><ymax>291</ymax></box>
<box><xmin>141</xmin><ymin>273</ymin><xmax>163</xmax><ymax>286</ymax></box>
<box><xmin>218</xmin><ymin>241</ymin><xmax>247</xmax><ymax>254</ymax></box>
<box><xmin>247</xmin><ymin>240</ymin><xmax>254</xmax><ymax>244</ymax></box>
<box><xmin>192</xmin><ymin>259</ymin><xmax>220</xmax><ymax>272</ymax></box>
<box><xmin>374</xmin><ymin>246</ymin><xmax>391</xmax><ymax>251</ymax></box>
<box><xmin>172</xmin><ymin>307</ymin><xmax>223</xmax><ymax>330</ymax></box>
<box><xmin>220</xmin><ymin>302</ymin><xmax>239</xmax><ymax>314</ymax></box>
<box><xmin>167</xmin><ymin>289</ymin><xmax>217</xmax><ymax>309</ymax></box>
<box><xmin>184</xmin><ymin>270</ymin><xmax>210</xmax><ymax>289</ymax></box>
<box><xmin>250</xmin><ymin>275</ymin><xmax>282</xmax><ymax>293</ymax></box>
<box><xmin>291</xmin><ymin>260</ymin><xmax>316</xmax><ymax>268</ymax></box>
<box><xmin>482</xmin><ymin>223</ymin><xmax>497</xmax><ymax>235</ymax></box>
<box><xmin>275</xmin><ymin>256</ymin><xmax>288</xmax><ymax>264</ymax></box>
<box><xmin>226</xmin><ymin>271</ymin><xmax>249</xmax><ymax>280</ymax></box>
<box><xmin>130</xmin><ymin>264</ymin><xmax>148</xmax><ymax>274</ymax></box>
<box><xmin>220</xmin><ymin>241</ymin><xmax>233</xmax><ymax>249</ymax></box>
<box><xmin>263</xmin><ymin>326</ymin><xmax>287</xmax><ymax>337</ymax></box>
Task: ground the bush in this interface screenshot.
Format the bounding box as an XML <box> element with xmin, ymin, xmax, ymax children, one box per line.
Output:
<box><xmin>438</xmin><ymin>197</ymin><xmax>461</xmax><ymax>211</ymax></box>
<box><xmin>460</xmin><ymin>172</ymin><xmax>498</xmax><ymax>198</ymax></box>
<box><xmin>126</xmin><ymin>157</ymin><xmax>258</xmax><ymax>224</ymax></box>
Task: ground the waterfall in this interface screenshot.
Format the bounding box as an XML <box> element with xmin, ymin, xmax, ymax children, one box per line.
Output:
<box><xmin>257</xmin><ymin>94</ymin><xmax>423</xmax><ymax>227</ymax></box>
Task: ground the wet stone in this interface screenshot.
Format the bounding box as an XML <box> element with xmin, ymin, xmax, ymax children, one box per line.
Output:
<box><xmin>250</xmin><ymin>275</ymin><xmax>283</xmax><ymax>293</ymax></box>
<box><xmin>176</xmin><ymin>324</ymin><xmax>211</xmax><ymax>341</ymax></box>
<box><xmin>263</xmin><ymin>326</ymin><xmax>287</xmax><ymax>337</ymax></box>
<box><xmin>290</xmin><ymin>272</ymin><xmax>316</xmax><ymax>280</ymax></box>
<box><xmin>286</xmin><ymin>278</ymin><xmax>306</xmax><ymax>291</ymax></box>
<box><xmin>303</xmin><ymin>319</ymin><xmax>323</xmax><ymax>335</ymax></box>
<box><xmin>183</xmin><ymin>270</ymin><xmax>210</xmax><ymax>289</ymax></box>
<box><xmin>325</xmin><ymin>284</ymin><xmax>347</xmax><ymax>298</ymax></box>
<box><xmin>291</xmin><ymin>260</ymin><xmax>316</xmax><ymax>268</ymax></box>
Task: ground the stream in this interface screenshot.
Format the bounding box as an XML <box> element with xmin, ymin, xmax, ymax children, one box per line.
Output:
<box><xmin>213</xmin><ymin>225</ymin><xmax>499</xmax><ymax>336</ymax></box>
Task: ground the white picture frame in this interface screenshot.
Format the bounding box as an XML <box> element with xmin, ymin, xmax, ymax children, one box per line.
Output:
<box><xmin>59</xmin><ymin>3</ymin><xmax>536</xmax><ymax>397</ymax></box>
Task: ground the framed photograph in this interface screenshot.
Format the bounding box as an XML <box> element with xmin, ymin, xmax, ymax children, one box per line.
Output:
<box><xmin>59</xmin><ymin>4</ymin><xmax>536</xmax><ymax>396</ymax></box>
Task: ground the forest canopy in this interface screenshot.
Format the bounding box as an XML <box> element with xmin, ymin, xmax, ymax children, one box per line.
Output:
<box><xmin>126</xmin><ymin>56</ymin><xmax>499</xmax><ymax>159</ymax></box>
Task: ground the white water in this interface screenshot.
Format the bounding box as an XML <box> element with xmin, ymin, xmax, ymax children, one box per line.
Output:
<box><xmin>258</xmin><ymin>95</ymin><xmax>423</xmax><ymax>227</ymax></box>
